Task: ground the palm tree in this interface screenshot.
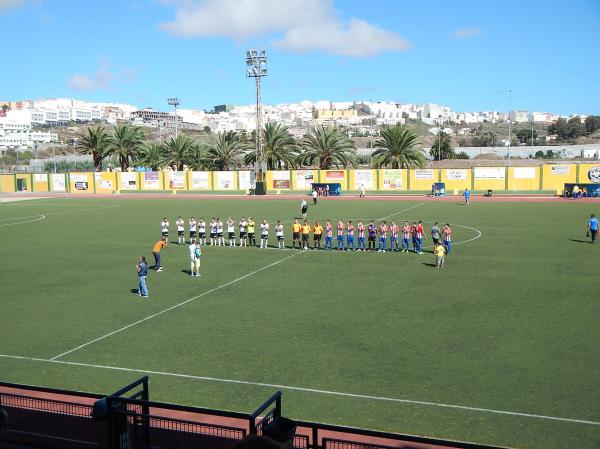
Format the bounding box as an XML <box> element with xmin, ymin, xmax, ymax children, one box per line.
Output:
<box><xmin>429</xmin><ymin>132</ymin><xmax>456</xmax><ymax>160</ymax></box>
<box><xmin>137</xmin><ymin>142</ymin><xmax>164</xmax><ymax>171</ymax></box>
<box><xmin>76</xmin><ymin>126</ymin><xmax>112</xmax><ymax>171</ymax></box>
<box><xmin>244</xmin><ymin>122</ymin><xmax>298</xmax><ymax>169</ymax></box>
<box><xmin>298</xmin><ymin>125</ymin><xmax>357</xmax><ymax>169</ymax></box>
<box><xmin>186</xmin><ymin>143</ymin><xmax>210</xmax><ymax>171</ymax></box>
<box><xmin>372</xmin><ymin>125</ymin><xmax>426</xmax><ymax>168</ymax></box>
<box><xmin>204</xmin><ymin>131</ymin><xmax>246</xmax><ymax>170</ymax></box>
<box><xmin>107</xmin><ymin>123</ymin><xmax>144</xmax><ymax>171</ymax></box>
<box><xmin>161</xmin><ymin>135</ymin><xmax>196</xmax><ymax>171</ymax></box>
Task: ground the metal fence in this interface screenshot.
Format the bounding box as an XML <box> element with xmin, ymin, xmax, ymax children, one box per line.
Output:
<box><xmin>0</xmin><ymin>379</ymin><xmax>509</xmax><ymax>449</ymax></box>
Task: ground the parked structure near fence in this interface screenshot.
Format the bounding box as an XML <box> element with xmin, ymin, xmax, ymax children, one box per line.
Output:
<box><xmin>2</xmin><ymin>163</ymin><xmax>600</xmax><ymax>195</ymax></box>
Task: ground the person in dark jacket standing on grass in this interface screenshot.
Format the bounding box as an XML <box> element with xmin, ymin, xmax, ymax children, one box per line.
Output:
<box><xmin>587</xmin><ymin>214</ymin><xmax>599</xmax><ymax>244</ymax></box>
<box><xmin>136</xmin><ymin>256</ymin><xmax>149</xmax><ymax>297</ymax></box>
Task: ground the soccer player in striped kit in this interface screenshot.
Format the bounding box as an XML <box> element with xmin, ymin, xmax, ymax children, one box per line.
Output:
<box><xmin>357</xmin><ymin>221</ymin><xmax>366</xmax><ymax>251</ymax></box>
<box><xmin>410</xmin><ymin>221</ymin><xmax>418</xmax><ymax>253</ymax></box>
<box><xmin>401</xmin><ymin>221</ymin><xmax>411</xmax><ymax>253</ymax></box>
<box><xmin>442</xmin><ymin>223</ymin><xmax>452</xmax><ymax>255</ymax></box>
<box><xmin>389</xmin><ymin>220</ymin><xmax>399</xmax><ymax>252</ymax></box>
<box><xmin>346</xmin><ymin>220</ymin><xmax>355</xmax><ymax>251</ymax></box>
<box><xmin>336</xmin><ymin>219</ymin><xmax>345</xmax><ymax>250</ymax></box>
<box><xmin>325</xmin><ymin>220</ymin><xmax>334</xmax><ymax>251</ymax></box>
<box><xmin>378</xmin><ymin>221</ymin><xmax>388</xmax><ymax>252</ymax></box>
<box><xmin>415</xmin><ymin>220</ymin><xmax>425</xmax><ymax>254</ymax></box>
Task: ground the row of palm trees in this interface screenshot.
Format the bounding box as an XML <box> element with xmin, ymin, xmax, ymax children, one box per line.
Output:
<box><xmin>77</xmin><ymin>122</ymin><xmax>427</xmax><ymax>172</ymax></box>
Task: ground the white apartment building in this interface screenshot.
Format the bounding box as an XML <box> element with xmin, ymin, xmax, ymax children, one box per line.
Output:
<box><xmin>0</xmin><ymin>131</ymin><xmax>57</xmax><ymax>149</ymax></box>
<box><xmin>510</xmin><ymin>110</ymin><xmax>529</xmax><ymax>123</ymax></box>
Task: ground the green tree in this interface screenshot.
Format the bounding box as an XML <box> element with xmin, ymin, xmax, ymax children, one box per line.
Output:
<box><xmin>137</xmin><ymin>142</ymin><xmax>165</xmax><ymax>171</ymax></box>
<box><xmin>186</xmin><ymin>143</ymin><xmax>210</xmax><ymax>171</ymax></box>
<box><xmin>473</xmin><ymin>130</ymin><xmax>497</xmax><ymax>147</ymax></box>
<box><xmin>244</xmin><ymin>122</ymin><xmax>298</xmax><ymax>169</ymax></box>
<box><xmin>534</xmin><ymin>150</ymin><xmax>545</xmax><ymax>159</ymax></box>
<box><xmin>548</xmin><ymin>118</ymin><xmax>568</xmax><ymax>140</ymax></box>
<box><xmin>584</xmin><ymin>115</ymin><xmax>600</xmax><ymax>134</ymax></box>
<box><xmin>76</xmin><ymin>126</ymin><xmax>112</xmax><ymax>171</ymax></box>
<box><xmin>298</xmin><ymin>125</ymin><xmax>357</xmax><ymax>169</ymax></box>
<box><xmin>455</xmin><ymin>151</ymin><xmax>470</xmax><ymax>159</ymax></box>
<box><xmin>516</xmin><ymin>128</ymin><xmax>537</xmax><ymax>144</ymax></box>
<box><xmin>371</xmin><ymin>124</ymin><xmax>425</xmax><ymax>169</ymax></box>
<box><xmin>565</xmin><ymin>117</ymin><xmax>586</xmax><ymax>139</ymax></box>
<box><xmin>107</xmin><ymin>124</ymin><xmax>145</xmax><ymax>170</ymax></box>
<box><xmin>161</xmin><ymin>135</ymin><xmax>196</xmax><ymax>171</ymax></box>
<box><xmin>202</xmin><ymin>126</ymin><xmax>212</xmax><ymax>134</ymax></box>
<box><xmin>429</xmin><ymin>132</ymin><xmax>456</xmax><ymax>160</ymax></box>
<box><xmin>203</xmin><ymin>131</ymin><xmax>246</xmax><ymax>170</ymax></box>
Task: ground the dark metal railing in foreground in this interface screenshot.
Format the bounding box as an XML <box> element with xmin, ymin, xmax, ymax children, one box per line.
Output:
<box><xmin>0</xmin><ymin>379</ymin><xmax>509</xmax><ymax>449</ymax></box>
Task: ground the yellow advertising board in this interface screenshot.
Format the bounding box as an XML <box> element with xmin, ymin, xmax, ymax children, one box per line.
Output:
<box><xmin>291</xmin><ymin>170</ymin><xmax>317</xmax><ymax>190</ymax></box>
<box><xmin>541</xmin><ymin>164</ymin><xmax>576</xmax><ymax>191</ymax></box>
<box><xmin>508</xmin><ymin>167</ymin><xmax>539</xmax><ymax>191</ymax></box>
<box><xmin>319</xmin><ymin>169</ymin><xmax>347</xmax><ymax>189</ymax></box>
<box><xmin>349</xmin><ymin>169</ymin><xmax>377</xmax><ymax>191</ymax></box>
<box><xmin>378</xmin><ymin>169</ymin><xmax>406</xmax><ymax>191</ymax></box>
<box><xmin>33</xmin><ymin>173</ymin><xmax>49</xmax><ymax>192</ymax></box>
<box><xmin>94</xmin><ymin>172</ymin><xmax>117</xmax><ymax>193</ymax></box>
<box><xmin>69</xmin><ymin>172</ymin><xmax>93</xmax><ymax>194</ymax></box>
<box><xmin>472</xmin><ymin>167</ymin><xmax>506</xmax><ymax>191</ymax></box>
<box><xmin>440</xmin><ymin>169</ymin><xmax>471</xmax><ymax>192</ymax></box>
<box><xmin>409</xmin><ymin>169</ymin><xmax>439</xmax><ymax>191</ymax></box>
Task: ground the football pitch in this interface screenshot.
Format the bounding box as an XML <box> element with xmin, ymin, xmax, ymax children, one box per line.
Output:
<box><xmin>0</xmin><ymin>196</ymin><xmax>599</xmax><ymax>449</ymax></box>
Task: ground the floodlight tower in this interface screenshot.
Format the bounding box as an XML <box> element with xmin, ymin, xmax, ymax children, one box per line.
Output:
<box><xmin>246</xmin><ymin>49</ymin><xmax>267</xmax><ymax>194</ymax></box>
<box><xmin>167</xmin><ymin>97</ymin><xmax>180</xmax><ymax>138</ymax></box>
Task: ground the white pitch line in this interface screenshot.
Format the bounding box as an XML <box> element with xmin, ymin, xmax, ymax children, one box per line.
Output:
<box><xmin>1</xmin><ymin>354</ymin><xmax>598</xmax><ymax>427</ymax></box>
<box><xmin>50</xmin><ymin>250</ymin><xmax>305</xmax><ymax>361</ymax></box>
<box><xmin>0</xmin><ymin>215</ymin><xmax>46</xmax><ymax>226</ymax></box>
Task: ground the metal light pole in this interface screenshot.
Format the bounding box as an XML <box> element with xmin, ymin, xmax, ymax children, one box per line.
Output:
<box><xmin>167</xmin><ymin>98</ymin><xmax>180</xmax><ymax>138</ymax></box>
<box><xmin>246</xmin><ymin>49</ymin><xmax>267</xmax><ymax>194</ymax></box>
<box><xmin>507</xmin><ymin>89</ymin><xmax>512</xmax><ymax>166</ymax></box>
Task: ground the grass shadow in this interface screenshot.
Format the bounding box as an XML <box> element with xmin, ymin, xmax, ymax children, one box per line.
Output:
<box><xmin>421</xmin><ymin>262</ymin><xmax>438</xmax><ymax>268</ymax></box>
<box><xmin>569</xmin><ymin>239</ymin><xmax>592</xmax><ymax>244</ymax></box>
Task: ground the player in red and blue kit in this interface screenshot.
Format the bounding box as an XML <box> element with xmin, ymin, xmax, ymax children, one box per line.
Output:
<box><xmin>415</xmin><ymin>220</ymin><xmax>425</xmax><ymax>254</ymax></box>
<box><xmin>325</xmin><ymin>220</ymin><xmax>333</xmax><ymax>251</ymax></box>
<box><xmin>442</xmin><ymin>223</ymin><xmax>452</xmax><ymax>255</ymax></box>
<box><xmin>410</xmin><ymin>222</ymin><xmax>418</xmax><ymax>252</ymax></box>
<box><xmin>357</xmin><ymin>221</ymin><xmax>366</xmax><ymax>251</ymax></box>
<box><xmin>346</xmin><ymin>220</ymin><xmax>355</xmax><ymax>251</ymax></box>
<box><xmin>389</xmin><ymin>221</ymin><xmax>400</xmax><ymax>251</ymax></box>
<box><xmin>336</xmin><ymin>219</ymin><xmax>345</xmax><ymax>250</ymax></box>
<box><xmin>401</xmin><ymin>221</ymin><xmax>411</xmax><ymax>252</ymax></box>
<box><xmin>378</xmin><ymin>221</ymin><xmax>388</xmax><ymax>252</ymax></box>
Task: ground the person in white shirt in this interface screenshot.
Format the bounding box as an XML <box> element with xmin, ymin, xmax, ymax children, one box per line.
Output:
<box><xmin>217</xmin><ymin>218</ymin><xmax>224</xmax><ymax>246</ymax></box>
<box><xmin>312</xmin><ymin>189</ymin><xmax>318</xmax><ymax>205</ymax></box>
<box><xmin>188</xmin><ymin>239</ymin><xmax>201</xmax><ymax>277</ymax></box>
<box><xmin>227</xmin><ymin>217</ymin><xmax>236</xmax><ymax>247</ymax></box>
<box><xmin>198</xmin><ymin>218</ymin><xmax>206</xmax><ymax>245</ymax></box>
<box><xmin>260</xmin><ymin>219</ymin><xmax>269</xmax><ymax>248</ymax></box>
<box><xmin>239</xmin><ymin>217</ymin><xmax>248</xmax><ymax>247</ymax></box>
<box><xmin>300</xmin><ymin>198</ymin><xmax>308</xmax><ymax>220</ymax></box>
<box><xmin>189</xmin><ymin>217</ymin><xmax>197</xmax><ymax>243</ymax></box>
<box><xmin>275</xmin><ymin>220</ymin><xmax>284</xmax><ymax>249</ymax></box>
<box><xmin>209</xmin><ymin>218</ymin><xmax>217</xmax><ymax>245</ymax></box>
<box><xmin>176</xmin><ymin>216</ymin><xmax>185</xmax><ymax>244</ymax></box>
<box><xmin>360</xmin><ymin>184</ymin><xmax>366</xmax><ymax>198</ymax></box>
<box><xmin>161</xmin><ymin>218</ymin><xmax>170</xmax><ymax>244</ymax></box>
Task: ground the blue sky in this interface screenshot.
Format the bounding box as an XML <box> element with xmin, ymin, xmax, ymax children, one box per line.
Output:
<box><xmin>1</xmin><ymin>0</ymin><xmax>599</xmax><ymax>114</ymax></box>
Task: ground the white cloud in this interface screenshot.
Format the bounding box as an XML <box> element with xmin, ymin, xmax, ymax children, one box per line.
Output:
<box><xmin>451</xmin><ymin>28</ymin><xmax>482</xmax><ymax>38</ymax></box>
<box><xmin>67</xmin><ymin>62</ymin><xmax>134</xmax><ymax>92</ymax></box>
<box><xmin>160</xmin><ymin>0</ymin><xmax>411</xmax><ymax>57</ymax></box>
<box><xmin>0</xmin><ymin>0</ymin><xmax>24</xmax><ymax>11</ymax></box>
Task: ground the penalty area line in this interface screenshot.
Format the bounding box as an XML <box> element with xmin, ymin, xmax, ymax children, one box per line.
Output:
<box><xmin>0</xmin><ymin>353</ymin><xmax>598</xmax><ymax>427</ymax></box>
<box><xmin>49</xmin><ymin>250</ymin><xmax>305</xmax><ymax>361</ymax></box>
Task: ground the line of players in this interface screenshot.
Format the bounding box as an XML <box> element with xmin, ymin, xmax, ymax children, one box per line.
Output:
<box><xmin>160</xmin><ymin>217</ymin><xmax>453</xmax><ymax>254</ymax></box>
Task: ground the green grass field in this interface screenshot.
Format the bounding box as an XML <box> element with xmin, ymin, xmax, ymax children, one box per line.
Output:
<box><xmin>1</xmin><ymin>197</ymin><xmax>599</xmax><ymax>449</ymax></box>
